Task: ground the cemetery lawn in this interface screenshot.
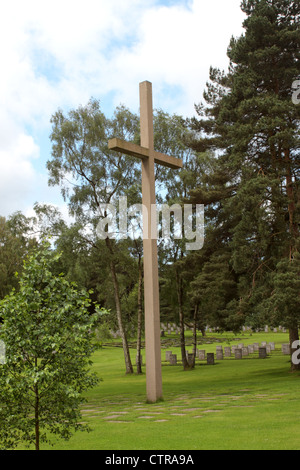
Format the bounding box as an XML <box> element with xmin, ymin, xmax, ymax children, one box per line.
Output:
<box><xmin>35</xmin><ymin>332</ymin><xmax>300</xmax><ymax>450</ymax></box>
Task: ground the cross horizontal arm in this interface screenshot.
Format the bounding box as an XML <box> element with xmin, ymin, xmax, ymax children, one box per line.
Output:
<box><xmin>108</xmin><ymin>138</ymin><xmax>148</xmax><ymax>160</ymax></box>
<box><xmin>108</xmin><ymin>137</ymin><xmax>183</xmax><ymax>170</ymax></box>
<box><xmin>154</xmin><ymin>151</ymin><xmax>183</xmax><ymax>170</ymax></box>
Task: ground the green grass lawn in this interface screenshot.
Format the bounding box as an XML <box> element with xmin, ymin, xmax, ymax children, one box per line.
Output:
<box><xmin>41</xmin><ymin>331</ymin><xmax>300</xmax><ymax>450</ymax></box>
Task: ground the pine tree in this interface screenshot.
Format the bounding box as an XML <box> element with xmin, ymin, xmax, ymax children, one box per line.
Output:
<box><xmin>188</xmin><ymin>0</ymin><xmax>300</xmax><ymax>363</ymax></box>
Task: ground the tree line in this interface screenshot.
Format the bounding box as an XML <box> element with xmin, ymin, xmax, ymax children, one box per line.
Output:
<box><xmin>0</xmin><ymin>0</ymin><xmax>299</xmax><ymax>372</ymax></box>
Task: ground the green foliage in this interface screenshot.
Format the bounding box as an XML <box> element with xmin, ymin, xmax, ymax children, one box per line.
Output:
<box><xmin>264</xmin><ymin>252</ymin><xmax>300</xmax><ymax>327</ymax></box>
<box><xmin>48</xmin><ymin>99</ymin><xmax>140</xmax><ymax>219</ymax></box>
<box><xmin>190</xmin><ymin>250</ymin><xmax>238</xmax><ymax>330</ymax></box>
<box><xmin>187</xmin><ymin>0</ymin><xmax>300</xmax><ymax>331</ymax></box>
<box><xmin>0</xmin><ymin>214</ymin><xmax>37</xmax><ymax>299</ymax></box>
<box><xmin>0</xmin><ymin>242</ymin><xmax>105</xmax><ymax>450</ymax></box>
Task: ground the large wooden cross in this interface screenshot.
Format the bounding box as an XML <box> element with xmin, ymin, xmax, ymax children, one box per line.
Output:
<box><xmin>108</xmin><ymin>81</ymin><xmax>182</xmax><ymax>402</ymax></box>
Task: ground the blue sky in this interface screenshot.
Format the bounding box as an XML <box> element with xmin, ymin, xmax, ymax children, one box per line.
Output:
<box><xmin>0</xmin><ymin>0</ymin><xmax>246</xmax><ymax>219</ymax></box>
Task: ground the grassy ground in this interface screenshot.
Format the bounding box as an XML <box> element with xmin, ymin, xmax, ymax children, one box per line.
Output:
<box><xmin>41</xmin><ymin>331</ymin><xmax>300</xmax><ymax>450</ymax></box>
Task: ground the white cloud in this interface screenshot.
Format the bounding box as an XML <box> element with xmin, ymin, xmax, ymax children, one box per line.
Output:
<box><xmin>0</xmin><ymin>0</ymin><xmax>245</xmax><ymax>217</ymax></box>
<box><xmin>0</xmin><ymin>129</ymin><xmax>39</xmax><ymax>215</ymax></box>
<box><xmin>106</xmin><ymin>0</ymin><xmax>246</xmax><ymax>116</ymax></box>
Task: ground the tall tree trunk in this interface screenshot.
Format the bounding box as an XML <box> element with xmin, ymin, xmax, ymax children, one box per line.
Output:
<box><xmin>34</xmin><ymin>384</ymin><xmax>40</xmax><ymax>450</ymax></box>
<box><xmin>136</xmin><ymin>253</ymin><xmax>143</xmax><ymax>374</ymax></box>
<box><xmin>191</xmin><ymin>304</ymin><xmax>199</xmax><ymax>369</ymax></box>
<box><xmin>284</xmin><ymin>148</ymin><xmax>300</xmax><ymax>370</ymax></box>
<box><xmin>285</xmin><ymin>148</ymin><xmax>298</xmax><ymax>259</ymax></box>
<box><xmin>175</xmin><ymin>265</ymin><xmax>189</xmax><ymax>370</ymax></box>
<box><xmin>106</xmin><ymin>238</ymin><xmax>133</xmax><ymax>374</ymax></box>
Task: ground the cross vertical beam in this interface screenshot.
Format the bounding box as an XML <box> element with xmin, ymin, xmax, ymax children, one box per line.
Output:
<box><xmin>139</xmin><ymin>81</ymin><xmax>162</xmax><ymax>403</ymax></box>
<box><xmin>108</xmin><ymin>81</ymin><xmax>182</xmax><ymax>403</ymax></box>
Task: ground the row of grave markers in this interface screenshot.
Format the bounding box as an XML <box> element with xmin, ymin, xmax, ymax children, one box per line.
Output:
<box><xmin>110</xmin><ymin>324</ymin><xmax>288</xmax><ymax>339</ymax></box>
<box><xmin>160</xmin><ymin>323</ymin><xmax>287</xmax><ymax>334</ymax></box>
<box><xmin>164</xmin><ymin>342</ymin><xmax>292</xmax><ymax>366</ymax></box>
